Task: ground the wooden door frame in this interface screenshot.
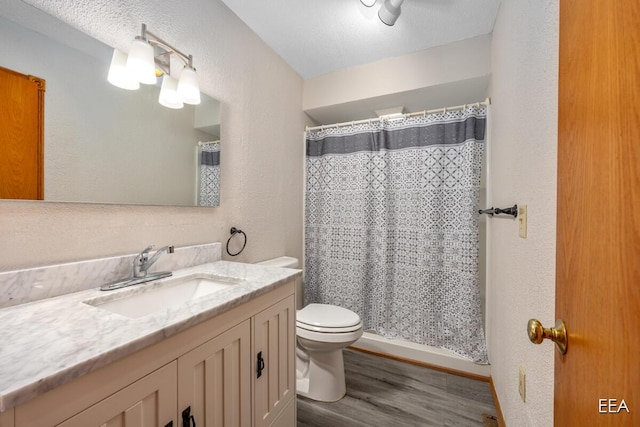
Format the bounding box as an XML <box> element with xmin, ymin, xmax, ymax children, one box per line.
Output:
<box><xmin>0</xmin><ymin>65</ymin><xmax>46</xmax><ymax>200</ymax></box>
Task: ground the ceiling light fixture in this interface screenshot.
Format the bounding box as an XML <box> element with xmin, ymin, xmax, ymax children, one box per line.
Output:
<box><xmin>360</xmin><ymin>0</ymin><xmax>377</xmax><ymax>6</ymax></box>
<box><xmin>378</xmin><ymin>0</ymin><xmax>404</xmax><ymax>26</ymax></box>
<box><xmin>108</xmin><ymin>23</ymin><xmax>201</xmax><ymax>108</ymax></box>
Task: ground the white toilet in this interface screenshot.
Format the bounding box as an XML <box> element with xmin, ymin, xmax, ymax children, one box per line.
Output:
<box><xmin>257</xmin><ymin>257</ymin><xmax>363</xmax><ymax>402</ymax></box>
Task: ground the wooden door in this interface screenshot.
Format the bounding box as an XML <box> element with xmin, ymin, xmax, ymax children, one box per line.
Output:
<box><xmin>177</xmin><ymin>319</ymin><xmax>251</xmax><ymax>427</ymax></box>
<box><xmin>0</xmin><ymin>66</ymin><xmax>45</xmax><ymax>200</ymax></box>
<box><xmin>56</xmin><ymin>361</ymin><xmax>177</xmax><ymax>427</ymax></box>
<box><xmin>556</xmin><ymin>0</ymin><xmax>639</xmax><ymax>425</ymax></box>
<box><xmin>253</xmin><ymin>295</ymin><xmax>295</xmax><ymax>427</ymax></box>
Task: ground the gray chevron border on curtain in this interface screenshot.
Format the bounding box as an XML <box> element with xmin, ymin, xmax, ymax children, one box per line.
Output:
<box><xmin>305</xmin><ymin>105</ymin><xmax>488</xmax><ymax>363</ymax></box>
<box><xmin>199</xmin><ymin>142</ymin><xmax>220</xmax><ymax>207</ymax></box>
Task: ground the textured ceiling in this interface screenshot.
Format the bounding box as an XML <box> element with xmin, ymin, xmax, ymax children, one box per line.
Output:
<box><xmin>220</xmin><ymin>0</ymin><xmax>501</xmax><ymax>78</ymax></box>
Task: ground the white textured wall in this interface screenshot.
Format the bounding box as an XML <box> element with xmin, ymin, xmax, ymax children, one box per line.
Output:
<box><xmin>303</xmin><ymin>35</ymin><xmax>492</xmax><ymax>125</ymax></box>
<box><xmin>303</xmin><ymin>34</ymin><xmax>491</xmax><ymax>111</ymax></box>
<box><xmin>488</xmin><ymin>1</ymin><xmax>558</xmax><ymax>426</ymax></box>
<box><xmin>0</xmin><ymin>0</ymin><xmax>306</xmax><ymax>270</ymax></box>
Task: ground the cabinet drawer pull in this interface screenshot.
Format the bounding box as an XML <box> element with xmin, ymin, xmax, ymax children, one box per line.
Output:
<box><xmin>182</xmin><ymin>406</ymin><xmax>196</xmax><ymax>427</ymax></box>
<box><xmin>257</xmin><ymin>351</ymin><xmax>265</xmax><ymax>378</ymax></box>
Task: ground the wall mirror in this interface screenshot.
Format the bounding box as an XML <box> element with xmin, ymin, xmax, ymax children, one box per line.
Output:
<box><xmin>0</xmin><ymin>5</ymin><xmax>221</xmax><ymax>207</ymax></box>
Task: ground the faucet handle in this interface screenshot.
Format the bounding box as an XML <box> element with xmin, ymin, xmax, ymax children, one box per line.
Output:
<box><xmin>136</xmin><ymin>245</ymin><xmax>155</xmax><ymax>263</ymax></box>
<box><xmin>133</xmin><ymin>244</ymin><xmax>161</xmax><ymax>278</ymax></box>
<box><xmin>141</xmin><ymin>244</ymin><xmax>155</xmax><ymax>254</ymax></box>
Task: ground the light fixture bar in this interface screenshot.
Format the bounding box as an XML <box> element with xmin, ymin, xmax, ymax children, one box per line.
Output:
<box><xmin>143</xmin><ymin>27</ymin><xmax>193</xmax><ymax>68</ymax></box>
<box><xmin>141</xmin><ymin>24</ymin><xmax>201</xmax><ymax>104</ymax></box>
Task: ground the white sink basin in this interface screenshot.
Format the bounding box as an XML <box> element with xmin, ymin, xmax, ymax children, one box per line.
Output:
<box><xmin>85</xmin><ymin>273</ymin><xmax>245</xmax><ymax>318</ymax></box>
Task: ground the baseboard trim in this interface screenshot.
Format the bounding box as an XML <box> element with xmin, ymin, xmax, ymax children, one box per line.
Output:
<box><xmin>349</xmin><ymin>345</ymin><xmax>490</xmax><ymax>382</ymax></box>
<box><xmin>489</xmin><ymin>376</ymin><xmax>506</xmax><ymax>427</ymax></box>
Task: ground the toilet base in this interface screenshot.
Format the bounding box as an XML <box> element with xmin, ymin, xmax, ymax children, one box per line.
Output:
<box><xmin>296</xmin><ymin>344</ymin><xmax>347</xmax><ymax>402</ymax></box>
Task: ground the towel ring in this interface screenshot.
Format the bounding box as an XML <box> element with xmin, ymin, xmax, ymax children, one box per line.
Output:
<box><xmin>226</xmin><ymin>227</ymin><xmax>247</xmax><ymax>256</ymax></box>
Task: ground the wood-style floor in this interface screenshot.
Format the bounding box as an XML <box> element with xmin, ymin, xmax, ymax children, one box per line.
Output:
<box><xmin>297</xmin><ymin>348</ymin><xmax>497</xmax><ymax>427</ymax></box>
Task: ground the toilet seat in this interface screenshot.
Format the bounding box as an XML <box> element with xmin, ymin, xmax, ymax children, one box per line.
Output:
<box><xmin>297</xmin><ymin>321</ymin><xmax>363</xmax><ymax>344</ymax></box>
<box><xmin>296</xmin><ymin>303</ymin><xmax>363</xmax><ymax>343</ymax></box>
<box><xmin>297</xmin><ymin>303</ymin><xmax>361</xmax><ymax>329</ymax></box>
<box><xmin>296</xmin><ymin>320</ymin><xmax>363</xmax><ymax>334</ymax></box>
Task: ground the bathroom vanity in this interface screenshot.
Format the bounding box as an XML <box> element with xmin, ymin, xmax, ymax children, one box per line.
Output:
<box><xmin>0</xmin><ymin>260</ymin><xmax>299</xmax><ymax>427</ymax></box>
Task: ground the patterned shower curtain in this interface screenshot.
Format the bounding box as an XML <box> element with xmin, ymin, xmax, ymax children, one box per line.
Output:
<box><xmin>198</xmin><ymin>142</ymin><xmax>220</xmax><ymax>207</ymax></box>
<box><xmin>305</xmin><ymin>105</ymin><xmax>488</xmax><ymax>363</ymax></box>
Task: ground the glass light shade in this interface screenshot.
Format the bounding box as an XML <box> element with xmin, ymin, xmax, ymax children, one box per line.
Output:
<box><xmin>158</xmin><ymin>75</ymin><xmax>184</xmax><ymax>109</ymax></box>
<box><xmin>107</xmin><ymin>49</ymin><xmax>139</xmax><ymax>90</ymax></box>
<box><xmin>125</xmin><ymin>38</ymin><xmax>157</xmax><ymax>84</ymax></box>
<box><xmin>361</xmin><ymin>0</ymin><xmax>376</xmax><ymax>6</ymax></box>
<box><xmin>177</xmin><ymin>66</ymin><xmax>201</xmax><ymax>105</ymax></box>
<box><xmin>378</xmin><ymin>0</ymin><xmax>404</xmax><ymax>26</ymax></box>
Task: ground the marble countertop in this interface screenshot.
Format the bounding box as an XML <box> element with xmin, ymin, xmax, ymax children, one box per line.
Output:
<box><xmin>0</xmin><ymin>261</ymin><xmax>301</xmax><ymax>412</ymax></box>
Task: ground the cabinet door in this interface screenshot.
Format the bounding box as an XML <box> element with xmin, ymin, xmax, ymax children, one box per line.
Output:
<box><xmin>269</xmin><ymin>398</ymin><xmax>296</xmax><ymax>427</ymax></box>
<box><xmin>56</xmin><ymin>361</ymin><xmax>177</xmax><ymax>427</ymax></box>
<box><xmin>0</xmin><ymin>408</ymin><xmax>14</xmax><ymax>427</ymax></box>
<box><xmin>253</xmin><ymin>295</ymin><xmax>295</xmax><ymax>427</ymax></box>
<box><xmin>178</xmin><ymin>319</ymin><xmax>251</xmax><ymax>427</ymax></box>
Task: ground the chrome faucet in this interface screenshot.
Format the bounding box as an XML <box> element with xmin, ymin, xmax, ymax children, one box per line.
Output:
<box><xmin>100</xmin><ymin>244</ymin><xmax>175</xmax><ymax>291</ymax></box>
<box><xmin>133</xmin><ymin>244</ymin><xmax>175</xmax><ymax>278</ymax></box>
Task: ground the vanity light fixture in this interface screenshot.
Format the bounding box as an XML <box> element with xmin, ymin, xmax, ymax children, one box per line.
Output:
<box><xmin>108</xmin><ymin>23</ymin><xmax>201</xmax><ymax>108</ymax></box>
<box><xmin>158</xmin><ymin>75</ymin><xmax>184</xmax><ymax>109</ymax></box>
<box><xmin>177</xmin><ymin>63</ymin><xmax>201</xmax><ymax>105</ymax></box>
<box><xmin>125</xmin><ymin>34</ymin><xmax>157</xmax><ymax>84</ymax></box>
<box><xmin>107</xmin><ymin>49</ymin><xmax>140</xmax><ymax>90</ymax></box>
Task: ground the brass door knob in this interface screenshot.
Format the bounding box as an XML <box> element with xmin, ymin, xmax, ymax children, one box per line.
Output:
<box><xmin>527</xmin><ymin>319</ymin><xmax>568</xmax><ymax>355</ymax></box>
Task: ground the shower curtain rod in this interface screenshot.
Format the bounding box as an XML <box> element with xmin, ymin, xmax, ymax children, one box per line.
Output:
<box><xmin>305</xmin><ymin>98</ymin><xmax>490</xmax><ymax>132</ymax></box>
<box><xmin>198</xmin><ymin>140</ymin><xmax>220</xmax><ymax>146</ymax></box>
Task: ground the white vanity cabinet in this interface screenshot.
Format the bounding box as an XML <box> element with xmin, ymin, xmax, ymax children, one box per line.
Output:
<box><xmin>253</xmin><ymin>297</ymin><xmax>296</xmax><ymax>427</ymax></box>
<box><xmin>57</xmin><ymin>362</ymin><xmax>177</xmax><ymax>427</ymax></box>
<box><xmin>8</xmin><ymin>281</ymin><xmax>295</xmax><ymax>427</ymax></box>
<box><xmin>178</xmin><ymin>320</ymin><xmax>252</xmax><ymax>427</ymax></box>
<box><xmin>177</xmin><ymin>294</ymin><xmax>296</xmax><ymax>427</ymax></box>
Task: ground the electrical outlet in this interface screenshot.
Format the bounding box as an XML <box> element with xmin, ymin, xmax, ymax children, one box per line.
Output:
<box><xmin>518</xmin><ymin>205</ymin><xmax>528</xmax><ymax>238</ymax></box>
<box><xmin>519</xmin><ymin>365</ymin><xmax>526</xmax><ymax>402</ymax></box>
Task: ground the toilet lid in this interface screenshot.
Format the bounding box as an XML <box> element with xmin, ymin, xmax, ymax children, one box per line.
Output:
<box><xmin>297</xmin><ymin>303</ymin><xmax>361</xmax><ymax>328</ymax></box>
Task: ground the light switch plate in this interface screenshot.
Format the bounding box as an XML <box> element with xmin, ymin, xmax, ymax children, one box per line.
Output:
<box><xmin>519</xmin><ymin>365</ymin><xmax>526</xmax><ymax>402</ymax></box>
<box><xmin>518</xmin><ymin>205</ymin><xmax>528</xmax><ymax>238</ymax></box>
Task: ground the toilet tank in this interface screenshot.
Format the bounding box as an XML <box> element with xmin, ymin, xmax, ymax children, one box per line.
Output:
<box><xmin>257</xmin><ymin>256</ymin><xmax>298</xmax><ymax>269</ymax></box>
<box><xmin>257</xmin><ymin>256</ymin><xmax>302</xmax><ymax>309</ymax></box>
